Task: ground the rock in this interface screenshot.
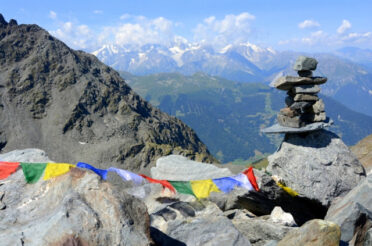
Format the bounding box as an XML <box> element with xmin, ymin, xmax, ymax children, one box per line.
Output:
<box><xmin>232</xmin><ymin>217</ymin><xmax>293</xmax><ymax>246</ymax></box>
<box><xmin>8</xmin><ymin>19</ymin><xmax>17</xmax><ymax>26</ymax></box>
<box><xmin>277</xmin><ymin>114</ymin><xmax>305</xmax><ymax>128</ymax></box>
<box><xmin>277</xmin><ymin>219</ymin><xmax>340</xmax><ymax>246</ymax></box>
<box><xmin>0</xmin><ymin>16</ymin><xmax>216</xmax><ymax>172</ymax></box>
<box><xmin>297</xmin><ymin>70</ymin><xmax>313</xmax><ymax>77</ymax></box>
<box><xmin>291</xmin><ymin>84</ymin><xmax>320</xmax><ymax>94</ymax></box>
<box><xmin>351</xmin><ymin>134</ymin><xmax>372</xmax><ymax>173</ymax></box>
<box><xmin>267</xmin><ymin>129</ymin><xmax>366</xmax><ymax>207</ymax></box>
<box><xmin>0</xmin><ymin>148</ymin><xmax>52</xmax><ymax>162</ymax></box>
<box><xmin>289</xmin><ymin>101</ymin><xmax>313</xmax><ymax>113</ymax></box>
<box><xmin>150</xmin><ymin>199</ymin><xmax>251</xmax><ymax>246</ymax></box>
<box><xmin>269</xmin><ymin>206</ymin><xmax>297</xmax><ymax>227</ymax></box>
<box><xmin>364</xmin><ymin>228</ymin><xmax>372</xmax><ymax>246</ymax></box>
<box><xmin>301</xmin><ymin>112</ymin><xmax>327</xmax><ymax>122</ymax></box>
<box><xmin>293</xmin><ymin>56</ymin><xmax>318</xmax><ymax>71</ymax></box>
<box><xmin>273</xmin><ymin>76</ymin><xmax>327</xmax><ymax>90</ymax></box>
<box><xmin>285</xmin><ymin>96</ymin><xmax>294</xmax><ymax>106</ymax></box>
<box><xmin>279</xmin><ymin>107</ymin><xmax>299</xmax><ymax>118</ymax></box>
<box><xmin>325</xmin><ymin>174</ymin><xmax>372</xmax><ymax>243</ymax></box>
<box><xmin>293</xmin><ymin>93</ymin><xmax>319</xmax><ymax>102</ymax></box>
<box><xmin>0</xmin><ymin>165</ymin><xmax>151</xmax><ymax>245</ymax></box>
<box><xmin>312</xmin><ymin>99</ymin><xmax>325</xmax><ymax>114</ymax></box>
<box><xmin>151</xmin><ymin>155</ymin><xmax>232</xmax><ymax>181</ymax></box>
<box><xmin>261</xmin><ymin>118</ymin><xmax>333</xmax><ymax>134</ymax></box>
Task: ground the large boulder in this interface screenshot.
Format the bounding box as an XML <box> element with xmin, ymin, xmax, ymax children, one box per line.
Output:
<box><xmin>277</xmin><ymin>219</ymin><xmax>341</xmax><ymax>246</ymax></box>
<box><xmin>267</xmin><ymin>130</ymin><xmax>365</xmax><ymax>207</ymax></box>
<box><xmin>325</xmin><ymin>174</ymin><xmax>372</xmax><ymax>245</ymax></box>
<box><xmin>0</xmin><ymin>152</ymin><xmax>151</xmax><ymax>245</ymax></box>
<box><xmin>151</xmin><ymin>154</ymin><xmax>232</xmax><ymax>181</ymax></box>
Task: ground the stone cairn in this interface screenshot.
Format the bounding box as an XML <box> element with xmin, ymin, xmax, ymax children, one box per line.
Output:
<box><xmin>273</xmin><ymin>56</ymin><xmax>328</xmax><ymax>128</ymax></box>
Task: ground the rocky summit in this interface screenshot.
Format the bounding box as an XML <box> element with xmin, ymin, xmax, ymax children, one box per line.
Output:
<box><xmin>0</xmin><ymin>14</ymin><xmax>215</xmax><ymax>172</ymax></box>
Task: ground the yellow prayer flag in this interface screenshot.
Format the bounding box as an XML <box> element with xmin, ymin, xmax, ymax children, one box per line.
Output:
<box><xmin>43</xmin><ymin>163</ymin><xmax>76</xmax><ymax>180</ymax></box>
<box><xmin>276</xmin><ymin>182</ymin><xmax>299</xmax><ymax>197</ymax></box>
<box><xmin>190</xmin><ymin>179</ymin><xmax>221</xmax><ymax>199</ymax></box>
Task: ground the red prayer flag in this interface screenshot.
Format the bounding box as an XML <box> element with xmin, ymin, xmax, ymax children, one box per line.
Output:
<box><xmin>243</xmin><ymin>167</ymin><xmax>259</xmax><ymax>191</ymax></box>
<box><xmin>0</xmin><ymin>162</ymin><xmax>20</xmax><ymax>179</ymax></box>
<box><xmin>140</xmin><ymin>174</ymin><xmax>176</xmax><ymax>193</ymax></box>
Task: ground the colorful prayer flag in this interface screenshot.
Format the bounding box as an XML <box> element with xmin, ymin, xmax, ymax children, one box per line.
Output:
<box><xmin>230</xmin><ymin>173</ymin><xmax>254</xmax><ymax>191</ymax></box>
<box><xmin>243</xmin><ymin>167</ymin><xmax>259</xmax><ymax>191</ymax></box>
<box><xmin>21</xmin><ymin>163</ymin><xmax>47</xmax><ymax>184</ymax></box>
<box><xmin>190</xmin><ymin>179</ymin><xmax>220</xmax><ymax>199</ymax></box>
<box><xmin>169</xmin><ymin>181</ymin><xmax>195</xmax><ymax>196</ymax></box>
<box><xmin>77</xmin><ymin>162</ymin><xmax>108</xmax><ymax>180</ymax></box>
<box><xmin>107</xmin><ymin>167</ymin><xmax>144</xmax><ymax>185</ymax></box>
<box><xmin>0</xmin><ymin>162</ymin><xmax>20</xmax><ymax>180</ymax></box>
<box><xmin>276</xmin><ymin>182</ymin><xmax>299</xmax><ymax>197</ymax></box>
<box><xmin>140</xmin><ymin>174</ymin><xmax>175</xmax><ymax>193</ymax></box>
<box><xmin>43</xmin><ymin>163</ymin><xmax>76</xmax><ymax>180</ymax></box>
<box><xmin>212</xmin><ymin>177</ymin><xmax>241</xmax><ymax>193</ymax></box>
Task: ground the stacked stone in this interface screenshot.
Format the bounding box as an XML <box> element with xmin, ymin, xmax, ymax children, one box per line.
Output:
<box><xmin>273</xmin><ymin>56</ymin><xmax>327</xmax><ymax>128</ymax></box>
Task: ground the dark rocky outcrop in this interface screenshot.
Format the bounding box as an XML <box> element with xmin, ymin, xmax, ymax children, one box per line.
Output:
<box><xmin>0</xmin><ymin>14</ymin><xmax>215</xmax><ymax>172</ymax></box>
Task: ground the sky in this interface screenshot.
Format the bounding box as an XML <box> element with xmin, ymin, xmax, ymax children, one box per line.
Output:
<box><xmin>1</xmin><ymin>0</ymin><xmax>372</xmax><ymax>52</ymax></box>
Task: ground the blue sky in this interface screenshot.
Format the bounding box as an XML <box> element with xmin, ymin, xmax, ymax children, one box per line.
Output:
<box><xmin>2</xmin><ymin>0</ymin><xmax>372</xmax><ymax>52</ymax></box>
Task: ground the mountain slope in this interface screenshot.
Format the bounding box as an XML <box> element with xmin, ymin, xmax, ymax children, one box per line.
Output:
<box><xmin>121</xmin><ymin>71</ymin><xmax>372</xmax><ymax>163</ymax></box>
<box><xmin>0</xmin><ymin>14</ymin><xmax>216</xmax><ymax>171</ymax></box>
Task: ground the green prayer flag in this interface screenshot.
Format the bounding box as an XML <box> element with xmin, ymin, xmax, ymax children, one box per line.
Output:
<box><xmin>21</xmin><ymin>163</ymin><xmax>47</xmax><ymax>184</ymax></box>
<box><xmin>169</xmin><ymin>181</ymin><xmax>195</xmax><ymax>197</ymax></box>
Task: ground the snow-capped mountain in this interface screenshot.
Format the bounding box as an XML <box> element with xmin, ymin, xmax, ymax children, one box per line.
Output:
<box><xmin>92</xmin><ymin>40</ymin><xmax>277</xmax><ymax>82</ymax></box>
<box><xmin>92</xmin><ymin>42</ymin><xmax>372</xmax><ymax>117</ymax></box>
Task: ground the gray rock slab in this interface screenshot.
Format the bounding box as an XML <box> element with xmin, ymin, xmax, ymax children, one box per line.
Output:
<box><xmin>232</xmin><ymin>217</ymin><xmax>293</xmax><ymax>246</ymax></box>
<box><xmin>151</xmin><ymin>155</ymin><xmax>232</xmax><ymax>181</ymax></box>
<box><xmin>273</xmin><ymin>76</ymin><xmax>327</xmax><ymax>90</ymax></box>
<box><xmin>312</xmin><ymin>99</ymin><xmax>325</xmax><ymax>113</ymax></box>
<box><xmin>297</xmin><ymin>70</ymin><xmax>313</xmax><ymax>77</ymax></box>
<box><xmin>0</xmin><ymin>165</ymin><xmax>151</xmax><ymax>245</ymax></box>
<box><xmin>163</xmin><ymin>215</ymin><xmax>252</xmax><ymax>246</ymax></box>
<box><xmin>0</xmin><ymin>148</ymin><xmax>53</xmax><ymax>162</ymax></box>
<box><xmin>277</xmin><ymin>219</ymin><xmax>340</xmax><ymax>246</ymax></box>
<box><xmin>267</xmin><ymin>129</ymin><xmax>366</xmax><ymax>207</ymax></box>
<box><xmin>293</xmin><ymin>56</ymin><xmax>318</xmax><ymax>71</ymax></box>
<box><xmin>291</xmin><ymin>84</ymin><xmax>320</xmax><ymax>94</ymax></box>
<box><xmin>261</xmin><ymin>118</ymin><xmax>333</xmax><ymax>134</ymax></box>
<box><xmin>325</xmin><ymin>174</ymin><xmax>372</xmax><ymax>243</ymax></box>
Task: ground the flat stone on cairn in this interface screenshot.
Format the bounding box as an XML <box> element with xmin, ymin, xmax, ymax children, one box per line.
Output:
<box><xmin>262</xmin><ymin>56</ymin><xmax>332</xmax><ymax>133</ymax></box>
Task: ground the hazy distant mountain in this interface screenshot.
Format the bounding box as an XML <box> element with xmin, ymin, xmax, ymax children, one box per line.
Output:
<box><xmin>335</xmin><ymin>47</ymin><xmax>372</xmax><ymax>69</ymax></box>
<box><xmin>93</xmin><ymin>43</ymin><xmax>372</xmax><ymax>117</ymax></box>
<box><xmin>121</xmin><ymin>71</ymin><xmax>372</xmax><ymax>163</ymax></box>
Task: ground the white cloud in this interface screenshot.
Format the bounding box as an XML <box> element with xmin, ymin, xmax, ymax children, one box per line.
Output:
<box><xmin>193</xmin><ymin>12</ymin><xmax>256</xmax><ymax>47</ymax></box>
<box><xmin>49</xmin><ymin>11</ymin><xmax>57</xmax><ymax>20</ymax></box>
<box><xmin>93</xmin><ymin>10</ymin><xmax>103</xmax><ymax>14</ymax></box>
<box><xmin>337</xmin><ymin>19</ymin><xmax>351</xmax><ymax>34</ymax></box>
<box><xmin>50</xmin><ymin>22</ymin><xmax>95</xmax><ymax>49</ymax></box>
<box><xmin>298</xmin><ymin>19</ymin><xmax>320</xmax><ymax>29</ymax></box>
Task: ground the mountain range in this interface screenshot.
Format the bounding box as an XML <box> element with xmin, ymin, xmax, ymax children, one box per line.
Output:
<box><xmin>93</xmin><ymin>42</ymin><xmax>372</xmax><ymax>117</ymax></box>
<box><xmin>120</xmin><ymin>71</ymin><xmax>372</xmax><ymax>164</ymax></box>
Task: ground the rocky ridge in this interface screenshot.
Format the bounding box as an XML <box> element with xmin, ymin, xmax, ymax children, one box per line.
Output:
<box><xmin>0</xmin><ymin>14</ymin><xmax>215</xmax><ymax>172</ymax></box>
